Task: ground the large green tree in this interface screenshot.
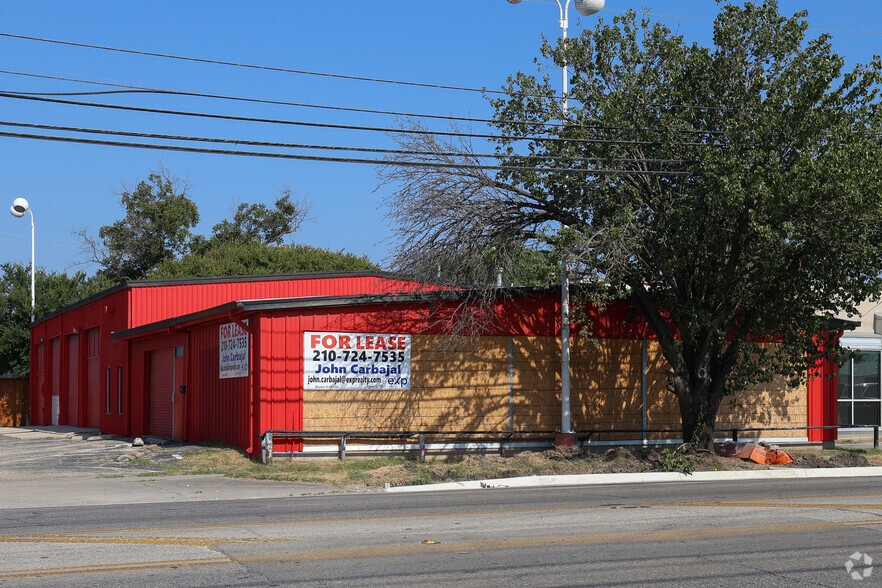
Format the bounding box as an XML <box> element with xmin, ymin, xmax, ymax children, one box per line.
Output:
<box><xmin>380</xmin><ymin>1</ymin><xmax>882</xmax><ymax>448</ymax></box>
<box><xmin>77</xmin><ymin>168</ymin><xmax>200</xmax><ymax>281</ymax></box>
<box><xmin>0</xmin><ymin>263</ymin><xmax>103</xmax><ymax>376</ymax></box>
<box><xmin>152</xmin><ymin>241</ymin><xmax>378</xmax><ymax>278</ymax></box>
<box><xmin>78</xmin><ymin>170</ymin><xmax>320</xmax><ymax>281</ymax></box>
<box><xmin>206</xmin><ymin>189</ymin><xmax>310</xmax><ymax>248</ymax></box>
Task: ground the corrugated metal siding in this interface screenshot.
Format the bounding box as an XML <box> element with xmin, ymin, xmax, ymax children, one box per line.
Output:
<box><xmin>188</xmin><ymin>321</ymin><xmax>250</xmax><ymax>448</ymax></box>
<box><xmin>128</xmin><ymin>275</ymin><xmax>419</xmax><ymax>327</ymax></box>
<box><xmin>29</xmin><ymin>274</ymin><xmax>419</xmax><ymax>433</ymax></box>
<box><xmin>148</xmin><ymin>348</ymin><xmax>174</xmax><ymax>438</ymax></box>
<box><xmin>258</xmin><ymin>313</ymin><xmax>304</xmax><ymax>453</ymax></box>
<box><xmin>808</xmin><ymin>357</ymin><xmax>838</xmax><ymax>442</ymax></box>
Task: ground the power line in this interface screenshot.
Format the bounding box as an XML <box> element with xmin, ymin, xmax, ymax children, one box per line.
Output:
<box><xmin>0</xmin><ymin>35</ymin><xmax>727</xmax><ymax>113</ymax></box>
<box><xmin>0</xmin><ymin>31</ymin><xmax>507</xmax><ymax>96</ymax></box>
<box><xmin>0</xmin><ymin>68</ymin><xmax>507</xmax><ymax>126</ymax></box>
<box><xmin>0</xmin><ymin>92</ymin><xmax>715</xmax><ymax>147</ymax></box>
<box><xmin>0</xmin><ymin>129</ymin><xmax>698</xmax><ymax>176</ymax></box>
<box><xmin>0</xmin><ymin>120</ymin><xmax>699</xmax><ymax>166</ymax></box>
<box><xmin>0</xmin><ymin>68</ymin><xmax>723</xmax><ymax>135</ymax></box>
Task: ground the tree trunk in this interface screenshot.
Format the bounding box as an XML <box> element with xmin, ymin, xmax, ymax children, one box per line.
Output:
<box><xmin>668</xmin><ymin>369</ymin><xmax>723</xmax><ymax>451</ymax></box>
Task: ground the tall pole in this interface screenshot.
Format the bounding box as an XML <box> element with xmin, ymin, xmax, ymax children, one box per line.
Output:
<box><xmin>558</xmin><ymin>0</ymin><xmax>573</xmax><ymax>436</ymax></box>
<box><xmin>10</xmin><ymin>198</ymin><xmax>35</xmax><ymax>322</ymax></box>
<box><xmin>558</xmin><ymin>0</ymin><xmax>570</xmax><ymax>117</ymax></box>
<box><xmin>29</xmin><ymin>208</ymin><xmax>35</xmax><ymax>322</ymax></box>
<box><xmin>507</xmin><ymin>0</ymin><xmax>604</xmax><ymax>439</ymax></box>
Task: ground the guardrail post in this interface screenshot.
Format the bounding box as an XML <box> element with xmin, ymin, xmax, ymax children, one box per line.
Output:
<box><xmin>731</xmin><ymin>429</ymin><xmax>738</xmax><ymax>444</ymax></box>
<box><xmin>875</xmin><ymin>426</ymin><xmax>879</xmax><ymax>450</ymax></box>
<box><xmin>264</xmin><ymin>432</ymin><xmax>273</xmax><ymax>466</ymax></box>
<box><xmin>338</xmin><ymin>436</ymin><xmax>346</xmax><ymax>461</ymax></box>
<box><xmin>419</xmin><ymin>433</ymin><xmax>426</xmax><ymax>463</ymax></box>
<box><xmin>499</xmin><ymin>433</ymin><xmax>512</xmax><ymax>456</ymax></box>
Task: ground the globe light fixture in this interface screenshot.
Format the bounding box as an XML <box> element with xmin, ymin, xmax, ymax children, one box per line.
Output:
<box><xmin>507</xmin><ymin>0</ymin><xmax>604</xmax><ymax>17</ymax></box>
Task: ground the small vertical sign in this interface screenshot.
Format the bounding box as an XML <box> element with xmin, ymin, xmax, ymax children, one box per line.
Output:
<box><xmin>219</xmin><ymin>320</ymin><xmax>249</xmax><ymax>379</ymax></box>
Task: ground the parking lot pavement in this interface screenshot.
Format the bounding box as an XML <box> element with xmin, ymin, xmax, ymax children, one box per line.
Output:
<box><xmin>0</xmin><ymin>426</ymin><xmax>197</xmax><ymax>479</ymax></box>
<box><xmin>0</xmin><ymin>426</ymin><xmax>337</xmax><ymax>508</ymax></box>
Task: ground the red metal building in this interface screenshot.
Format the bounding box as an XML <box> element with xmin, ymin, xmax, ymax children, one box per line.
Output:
<box><xmin>29</xmin><ymin>272</ymin><xmax>423</xmax><ymax>439</ymax></box>
<box><xmin>30</xmin><ymin>271</ymin><xmax>841</xmax><ymax>456</ymax></box>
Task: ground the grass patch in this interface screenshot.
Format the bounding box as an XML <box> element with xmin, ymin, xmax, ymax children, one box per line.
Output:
<box><xmin>136</xmin><ymin>446</ymin><xmax>617</xmax><ymax>488</ymax></box>
<box><xmin>144</xmin><ymin>447</ymin><xmax>412</xmax><ymax>487</ymax></box>
<box><xmin>129</xmin><ymin>443</ymin><xmax>882</xmax><ymax>488</ymax></box>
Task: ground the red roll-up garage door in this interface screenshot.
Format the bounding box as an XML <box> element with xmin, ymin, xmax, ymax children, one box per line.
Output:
<box><xmin>148</xmin><ymin>348</ymin><xmax>174</xmax><ymax>438</ymax></box>
<box><xmin>67</xmin><ymin>334</ymin><xmax>79</xmax><ymax>426</ymax></box>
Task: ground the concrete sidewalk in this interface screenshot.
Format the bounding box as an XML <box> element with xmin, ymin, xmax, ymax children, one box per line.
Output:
<box><xmin>0</xmin><ymin>474</ymin><xmax>342</xmax><ymax>509</ymax></box>
<box><xmin>386</xmin><ymin>465</ymin><xmax>882</xmax><ymax>492</ymax></box>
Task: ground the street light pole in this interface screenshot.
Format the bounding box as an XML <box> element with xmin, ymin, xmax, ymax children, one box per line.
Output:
<box><xmin>10</xmin><ymin>198</ymin><xmax>35</xmax><ymax>322</ymax></box>
<box><xmin>506</xmin><ymin>0</ymin><xmax>604</xmax><ymax>440</ymax></box>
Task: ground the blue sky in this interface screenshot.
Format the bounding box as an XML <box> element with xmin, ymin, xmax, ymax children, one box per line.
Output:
<box><xmin>1</xmin><ymin>0</ymin><xmax>881</xmax><ymax>274</ymax></box>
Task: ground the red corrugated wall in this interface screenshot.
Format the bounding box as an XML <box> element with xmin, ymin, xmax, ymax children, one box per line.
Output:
<box><xmin>30</xmin><ymin>273</ymin><xmax>421</xmax><ymax>434</ymax></box>
<box><xmin>30</xmin><ymin>289</ymin><xmax>129</xmax><ymax>431</ymax></box>
<box><xmin>128</xmin><ymin>275</ymin><xmax>421</xmax><ymax>327</ymax></box>
<box><xmin>187</xmin><ymin>319</ymin><xmax>252</xmax><ymax>450</ymax></box>
<box><xmin>807</xmin><ymin>357</ymin><xmax>838</xmax><ymax>442</ymax></box>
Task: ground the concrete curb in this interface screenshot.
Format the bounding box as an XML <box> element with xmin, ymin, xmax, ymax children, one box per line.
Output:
<box><xmin>384</xmin><ymin>466</ymin><xmax>882</xmax><ymax>493</ymax></box>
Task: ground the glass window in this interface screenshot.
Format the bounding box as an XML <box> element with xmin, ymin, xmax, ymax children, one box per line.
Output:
<box><xmin>838</xmin><ymin>360</ymin><xmax>853</xmax><ymax>399</ymax></box>
<box><xmin>839</xmin><ymin>351</ymin><xmax>882</xmax><ymax>426</ymax></box>
<box><xmin>855</xmin><ymin>402</ymin><xmax>882</xmax><ymax>426</ymax></box>
<box><xmin>854</xmin><ymin>352</ymin><xmax>880</xmax><ymax>399</ymax></box>
<box><xmin>838</xmin><ymin>401</ymin><xmax>853</xmax><ymax>426</ymax></box>
<box><xmin>117</xmin><ymin>366</ymin><xmax>123</xmax><ymax>414</ymax></box>
<box><xmin>105</xmin><ymin>367</ymin><xmax>111</xmax><ymax>414</ymax></box>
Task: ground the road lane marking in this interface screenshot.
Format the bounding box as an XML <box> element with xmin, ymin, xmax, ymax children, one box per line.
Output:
<box><xmin>0</xmin><ymin>557</ymin><xmax>235</xmax><ymax>579</ymax></box>
<box><xmin>4</xmin><ymin>517</ymin><xmax>882</xmax><ymax>578</ymax></box>
<box><xmin>0</xmin><ymin>533</ymin><xmax>287</xmax><ymax>546</ymax></box>
<box><xmin>235</xmin><ymin>518</ymin><xmax>882</xmax><ymax>563</ymax></box>
<box><xmin>4</xmin><ymin>496</ymin><xmax>882</xmax><ymax>545</ymax></box>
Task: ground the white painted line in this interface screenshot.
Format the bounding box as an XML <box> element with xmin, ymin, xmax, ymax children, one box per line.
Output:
<box><xmin>384</xmin><ymin>466</ymin><xmax>882</xmax><ymax>493</ymax></box>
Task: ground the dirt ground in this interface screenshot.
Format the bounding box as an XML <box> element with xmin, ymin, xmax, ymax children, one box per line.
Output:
<box><xmin>357</xmin><ymin>444</ymin><xmax>880</xmax><ymax>487</ymax></box>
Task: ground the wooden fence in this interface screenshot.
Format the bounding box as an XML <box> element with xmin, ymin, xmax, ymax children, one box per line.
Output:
<box><xmin>0</xmin><ymin>377</ymin><xmax>29</xmax><ymax>426</ymax></box>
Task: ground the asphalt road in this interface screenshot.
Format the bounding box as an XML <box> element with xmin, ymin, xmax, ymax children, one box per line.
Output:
<box><xmin>2</xmin><ymin>477</ymin><xmax>882</xmax><ymax>586</ymax></box>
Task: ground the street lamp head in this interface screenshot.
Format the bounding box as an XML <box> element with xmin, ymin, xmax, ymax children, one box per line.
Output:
<box><xmin>574</xmin><ymin>0</ymin><xmax>604</xmax><ymax>16</ymax></box>
<box><xmin>10</xmin><ymin>197</ymin><xmax>29</xmax><ymax>218</ymax></box>
<box><xmin>507</xmin><ymin>0</ymin><xmax>604</xmax><ymax>16</ymax></box>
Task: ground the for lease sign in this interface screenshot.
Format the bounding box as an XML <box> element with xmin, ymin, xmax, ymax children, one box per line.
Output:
<box><xmin>304</xmin><ymin>331</ymin><xmax>411</xmax><ymax>390</ymax></box>
<box><xmin>219</xmin><ymin>321</ymin><xmax>249</xmax><ymax>379</ymax></box>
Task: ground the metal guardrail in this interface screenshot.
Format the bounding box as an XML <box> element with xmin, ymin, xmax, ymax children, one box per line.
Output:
<box><xmin>577</xmin><ymin>425</ymin><xmax>880</xmax><ymax>448</ymax></box>
<box><xmin>260</xmin><ymin>429</ymin><xmax>557</xmax><ymax>463</ymax></box>
<box><xmin>260</xmin><ymin>425</ymin><xmax>881</xmax><ymax>463</ymax></box>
